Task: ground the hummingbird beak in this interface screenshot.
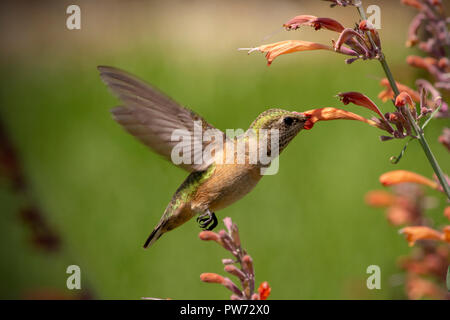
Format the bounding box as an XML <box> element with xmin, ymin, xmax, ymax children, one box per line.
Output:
<box><xmin>292</xmin><ymin>111</ymin><xmax>310</xmax><ymax>121</ymax></box>
<box><xmin>292</xmin><ymin>111</ymin><xmax>311</xmax><ymax>129</ymax></box>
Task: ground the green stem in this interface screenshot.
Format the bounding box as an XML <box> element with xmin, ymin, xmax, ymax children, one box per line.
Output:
<box><xmin>356</xmin><ymin>1</ymin><xmax>450</xmax><ymax>199</ymax></box>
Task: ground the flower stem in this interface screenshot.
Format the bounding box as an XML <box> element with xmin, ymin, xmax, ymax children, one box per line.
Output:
<box><xmin>356</xmin><ymin>1</ymin><xmax>450</xmax><ymax>199</ymax></box>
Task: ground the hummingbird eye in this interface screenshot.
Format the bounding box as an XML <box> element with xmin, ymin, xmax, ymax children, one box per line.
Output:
<box><xmin>283</xmin><ymin>117</ymin><xmax>294</xmax><ymax>126</ymax></box>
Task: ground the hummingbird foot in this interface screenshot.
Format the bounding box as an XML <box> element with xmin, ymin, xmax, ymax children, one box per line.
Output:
<box><xmin>196</xmin><ymin>210</ymin><xmax>218</xmax><ymax>231</ymax></box>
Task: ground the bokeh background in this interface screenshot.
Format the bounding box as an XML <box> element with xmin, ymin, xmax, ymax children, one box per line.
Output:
<box><xmin>0</xmin><ymin>0</ymin><xmax>448</xmax><ymax>299</ymax></box>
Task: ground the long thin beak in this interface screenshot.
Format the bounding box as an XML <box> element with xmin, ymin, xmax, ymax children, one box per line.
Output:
<box><xmin>292</xmin><ymin>111</ymin><xmax>309</xmax><ymax>121</ymax></box>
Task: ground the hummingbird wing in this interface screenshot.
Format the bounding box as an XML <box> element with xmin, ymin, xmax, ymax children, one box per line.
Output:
<box><xmin>98</xmin><ymin>66</ymin><xmax>225</xmax><ymax>172</ymax></box>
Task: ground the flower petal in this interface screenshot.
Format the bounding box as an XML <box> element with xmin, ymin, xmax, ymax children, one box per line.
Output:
<box><xmin>399</xmin><ymin>226</ymin><xmax>443</xmax><ymax>246</ymax></box>
<box><xmin>406</xmin><ymin>55</ymin><xmax>438</xmax><ymax>71</ymax></box>
<box><xmin>406</xmin><ymin>13</ymin><xmax>425</xmax><ymax>47</ymax></box>
<box><xmin>443</xmin><ymin>226</ymin><xmax>450</xmax><ymax>243</ymax></box>
<box><xmin>334</xmin><ymin>28</ymin><xmax>366</xmax><ymax>51</ymax></box>
<box><xmin>358</xmin><ymin>20</ymin><xmax>375</xmax><ymax>31</ymax></box>
<box><xmin>283</xmin><ymin>15</ymin><xmax>344</xmax><ymax>32</ymax></box>
<box><xmin>365</xmin><ymin>190</ymin><xmax>395</xmax><ymax>207</ymax></box>
<box><xmin>283</xmin><ymin>15</ymin><xmax>318</xmax><ymax>30</ymax></box>
<box><xmin>313</xmin><ymin>17</ymin><xmax>345</xmax><ymax>32</ymax></box>
<box><xmin>387</xmin><ymin>205</ymin><xmax>414</xmax><ymax>226</ymax></box>
<box><xmin>444</xmin><ymin>206</ymin><xmax>450</xmax><ymax>221</ymax></box>
<box><xmin>302</xmin><ymin>107</ymin><xmax>381</xmax><ymax>130</ymax></box>
<box><xmin>401</xmin><ymin>0</ymin><xmax>424</xmax><ymax>10</ymax></box>
<box><xmin>406</xmin><ymin>274</ymin><xmax>446</xmax><ymax>300</ymax></box>
<box><xmin>378</xmin><ymin>78</ymin><xmax>421</xmax><ymax>102</ymax></box>
<box><xmin>338</xmin><ymin>91</ymin><xmax>385</xmax><ymax>118</ymax></box>
<box><xmin>246</xmin><ymin>40</ymin><xmax>332</xmax><ymax>65</ymax></box>
<box><xmin>395</xmin><ymin>92</ymin><xmax>415</xmax><ymax>110</ymax></box>
<box><xmin>379</xmin><ymin>170</ymin><xmax>439</xmax><ymax>189</ymax></box>
<box><xmin>258</xmin><ymin>281</ymin><xmax>271</xmax><ymax>300</ymax></box>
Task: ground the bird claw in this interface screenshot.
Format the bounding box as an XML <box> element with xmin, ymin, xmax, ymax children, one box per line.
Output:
<box><xmin>197</xmin><ymin>211</ymin><xmax>218</xmax><ymax>231</ymax></box>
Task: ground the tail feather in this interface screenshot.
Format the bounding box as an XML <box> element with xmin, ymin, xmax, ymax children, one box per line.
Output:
<box><xmin>143</xmin><ymin>224</ymin><xmax>164</xmax><ymax>248</ymax></box>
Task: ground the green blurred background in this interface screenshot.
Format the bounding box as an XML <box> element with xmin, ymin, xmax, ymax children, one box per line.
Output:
<box><xmin>0</xmin><ymin>0</ymin><xmax>448</xmax><ymax>299</ymax></box>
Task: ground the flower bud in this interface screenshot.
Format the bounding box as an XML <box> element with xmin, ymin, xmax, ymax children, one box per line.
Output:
<box><xmin>199</xmin><ymin>231</ymin><xmax>221</xmax><ymax>242</ymax></box>
<box><xmin>222</xmin><ymin>258</ymin><xmax>235</xmax><ymax>265</ymax></box>
<box><xmin>200</xmin><ymin>273</ymin><xmax>225</xmax><ymax>284</ymax></box>
<box><xmin>224</xmin><ymin>265</ymin><xmax>246</xmax><ymax>281</ymax></box>
<box><xmin>242</xmin><ymin>255</ymin><xmax>254</xmax><ymax>276</ymax></box>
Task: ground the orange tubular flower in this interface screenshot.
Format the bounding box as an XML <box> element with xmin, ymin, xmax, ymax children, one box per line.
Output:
<box><xmin>387</xmin><ymin>205</ymin><xmax>414</xmax><ymax>226</ymax></box>
<box><xmin>400</xmin><ymin>226</ymin><xmax>443</xmax><ymax>247</ymax></box>
<box><xmin>242</xmin><ymin>40</ymin><xmax>332</xmax><ymax>66</ymax></box>
<box><xmin>442</xmin><ymin>226</ymin><xmax>450</xmax><ymax>243</ymax></box>
<box><xmin>302</xmin><ymin>107</ymin><xmax>381</xmax><ymax>130</ymax></box>
<box><xmin>406</xmin><ymin>275</ymin><xmax>446</xmax><ymax>300</ymax></box>
<box><xmin>437</xmin><ymin>57</ymin><xmax>449</xmax><ymax>70</ymax></box>
<box><xmin>379</xmin><ymin>170</ymin><xmax>439</xmax><ymax>189</ymax></box>
<box><xmin>365</xmin><ymin>189</ymin><xmax>421</xmax><ymax>226</ymax></box>
<box><xmin>358</xmin><ymin>20</ymin><xmax>380</xmax><ymax>47</ymax></box>
<box><xmin>395</xmin><ymin>92</ymin><xmax>415</xmax><ymax>111</ymax></box>
<box><xmin>338</xmin><ymin>92</ymin><xmax>385</xmax><ymax>118</ymax></box>
<box><xmin>365</xmin><ymin>190</ymin><xmax>395</xmax><ymax>207</ymax></box>
<box><xmin>445</xmin><ymin>206</ymin><xmax>450</xmax><ymax>221</ymax></box>
<box><xmin>378</xmin><ymin>78</ymin><xmax>421</xmax><ymax>103</ymax></box>
<box><xmin>283</xmin><ymin>14</ymin><xmax>317</xmax><ymax>30</ymax></box>
<box><xmin>258</xmin><ymin>281</ymin><xmax>271</xmax><ymax>300</ymax></box>
<box><xmin>401</xmin><ymin>0</ymin><xmax>424</xmax><ymax>10</ymax></box>
<box><xmin>406</xmin><ymin>55</ymin><xmax>438</xmax><ymax>70</ymax></box>
<box><xmin>283</xmin><ymin>15</ymin><xmax>344</xmax><ymax>32</ymax></box>
<box><xmin>358</xmin><ymin>20</ymin><xmax>375</xmax><ymax>31</ymax></box>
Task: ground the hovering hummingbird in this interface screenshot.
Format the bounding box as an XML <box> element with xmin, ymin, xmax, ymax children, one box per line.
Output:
<box><xmin>98</xmin><ymin>66</ymin><xmax>308</xmax><ymax>248</ymax></box>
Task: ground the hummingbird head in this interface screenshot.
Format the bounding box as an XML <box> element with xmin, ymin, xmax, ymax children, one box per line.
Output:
<box><xmin>249</xmin><ymin>108</ymin><xmax>308</xmax><ymax>152</ymax></box>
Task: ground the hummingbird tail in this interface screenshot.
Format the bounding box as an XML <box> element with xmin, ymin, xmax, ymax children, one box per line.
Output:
<box><xmin>143</xmin><ymin>224</ymin><xmax>164</xmax><ymax>249</ymax></box>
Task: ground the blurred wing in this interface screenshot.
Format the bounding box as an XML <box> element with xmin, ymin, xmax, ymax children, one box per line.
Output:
<box><xmin>98</xmin><ymin>66</ymin><xmax>224</xmax><ymax>172</ymax></box>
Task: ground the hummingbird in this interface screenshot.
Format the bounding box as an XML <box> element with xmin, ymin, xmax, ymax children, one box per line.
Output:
<box><xmin>98</xmin><ymin>66</ymin><xmax>308</xmax><ymax>248</ymax></box>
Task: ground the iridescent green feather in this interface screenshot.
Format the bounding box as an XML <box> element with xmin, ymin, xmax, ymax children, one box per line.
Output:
<box><xmin>163</xmin><ymin>164</ymin><xmax>216</xmax><ymax>218</ymax></box>
<box><xmin>249</xmin><ymin>108</ymin><xmax>290</xmax><ymax>131</ymax></box>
